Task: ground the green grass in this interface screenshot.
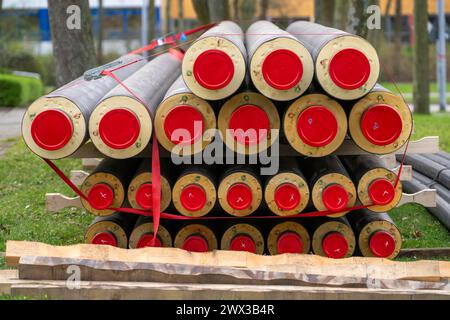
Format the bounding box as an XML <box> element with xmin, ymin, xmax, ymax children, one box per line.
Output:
<box><xmin>0</xmin><ymin>139</ymin><xmax>92</xmax><ymax>253</ymax></box>
<box><xmin>380</xmin><ymin>82</ymin><xmax>450</xmax><ymax>104</ymax></box>
<box><xmin>390</xmin><ymin>204</ymin><xmax>450</xmax><ymax>250</ymax></box>
<box><xmin>412</xmin><ymin>113</ymin><xmax>450</xmax><ymax>152</ymax></box>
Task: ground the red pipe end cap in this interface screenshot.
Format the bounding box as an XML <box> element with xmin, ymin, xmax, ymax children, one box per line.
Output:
<box><xmin>230</xmin><ymin>235</ymin><xmax>256</xmax><ymax>253</ymax></box>
<box><xmin>88</xmin><ymin>183</ymin><xmax>114</xmax><ymax>210</ymax></box>
<box><xmin>31</xmin><ymin>109</ymin><xmax>73</xmax><ymax>150</ymax></box>
<box><xmin>98</xmin><ymin>108</ymin><xmax>140</xmax><ymax>149</ymax></box>
<box><xmin>274</xmin><ymin>183</ymin><xmax>301</xmax><ymax>210</ymax></box>
<box><xmin>322</xmin><ymin>232</ymin><xmax>348</xmax><ymax>259</ymax></box>
<box><xmin>329</xmin><ymin>48</ymin><xmax>371</xmax><ymax>90</ymax></box>
<box><xmin>92</xmin><ymin>232</ymin><xmax>117</xmax><ymax>247</ymax></box>
<box><xmin>368</xmin><ymin>179</ymin><xmax>395</xmax><ymax>206</ymax></box>
<box><xmin>136</xmin><ymin>183</ymin><xmax>153</xmax><ymax>210</ymax></box>
<box><xmin>163</xmin><ymin>106</ymin><xmax>205</xmax><ymax>145</ymax></box>
<box><xmin>183</xmin><ymin>235</ymin><xmax>209</xmax><ymax>252</ymax></box>
<box><xmin>297</xmin><ymin>106</ymin><xmax>338</xmax><ymax>147</ymax></box>
<box><xmin>369</xmin><ymin>231</ymin><xmax>396</xmax><ymax>258</ymax></box>
<box><xmin>262</xmin><ymin>49</ymin><xmax>303</xmax><ymax>90</ymax></box>
<box><xmin>226</xmin><ymin>183</ymin><xmax>253</xmax><ymax>210</ymax></box>
<box><xmin>228</xmin><ymin>104</ymin><xmax>270</xmax><ymax>146</ymax></box>
<box><xmin>193</xmin><ymin>49</ymin><xmax>234</xmax><ymax>90</ymax></box>
<box><xmin>322</xmin><ymin>184</ymin><xmax>349</xmax><ymax>212</ymax></box>
<box><xmin>361</xmin><ymin>104</ymin><xmax>403</xmax><ymax>146</ymax></box>
<box><xmin>277</xmin><ymin>232</ymin><xmax>303</xmax><ymax>254</ymax></box>
<box><xmin>180</xmin><ymin>185</ymin><xmax>207</xmax><ymax>212</ymax></box>
<box><xmin>137</xmin><ymin>234</ymin><xmax>162</xmax><ymax>248</ymax></box>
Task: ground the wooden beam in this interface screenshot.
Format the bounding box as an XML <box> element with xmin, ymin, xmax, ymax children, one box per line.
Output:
<box><xmin>6</xmin><ymin>241</ymin><xmax>450</xmax><ymax>283</ymax></box>
<box><xmin>16</xmin><ymin>255</ymin><xmax>450</xmax><ymax>291</ymax></box>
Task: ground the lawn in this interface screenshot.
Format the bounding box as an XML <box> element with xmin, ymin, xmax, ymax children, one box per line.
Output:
<box><xmin>0</xmin><ymin>113</ymin><xmax>449</xmax><ymax>270</ymax></box>
<box><xmin>380</xmin><ymin>82</ymin><xmax>450</xmax><ymax>104</ymax></box>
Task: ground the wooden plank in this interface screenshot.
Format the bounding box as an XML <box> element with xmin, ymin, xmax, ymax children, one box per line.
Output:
<box><xmin>17</xmin><ymin>255</ymin><xmax>450</xmax><ymax>291</ymax></box>
<box><xmin>399</xmin><ymin>248</ymin><xmax>450</xmax><ymax>259</ymax></box>
<box><xmin>81</xmin><ymin>158</ymin><xmax>102</xmax><ymax>171</ymax></box>
<box><xmin>6</xmin><ymin>241</ymin><xmax>450</xmax><ymax>282</ymax></box>
<box><xmin>397</xmin><ymin>189</ymin><xmax>437</xmax><ymax>208</ymax></box>
<box><xmin>70</xmin><ymin>137</ymin><xmax>440</xmax><ymax>159</ymax></box>
<box><xmin>9</xmin><ymin>280</ymin><xmax>450</xmax><ymax>300</ymax></box>
<box><xmin>70</xmin><ymin>170</ymin><xmax>89</xmax><ymax>186</ymax></box>
<box><xmin>45</xmin><ymin>193</ymin><xmax>82</xmax><ymax>212</ymax></box>
<box><xmin>393</xmin><ymin>165</ymin><xmax>412</xmax><ymax>181</ymax></box>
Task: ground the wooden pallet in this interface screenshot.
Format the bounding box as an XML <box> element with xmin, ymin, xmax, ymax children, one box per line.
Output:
<box><xmin>1</xmin><ymin>241</ymin><xmax>449</xmax><ymax>300</ymax></box>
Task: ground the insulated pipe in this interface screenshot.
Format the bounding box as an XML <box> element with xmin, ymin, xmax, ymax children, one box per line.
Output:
<box><xmin>154</xmin><ymin>75</ymin><xmax>216</xmax><ymax>156</ymax></box>
<box><xmin>267</xmin><ymin>221</ymin><xmax>311</xmax><ymax>255</ymax></box>
<box><xmin>283</xmin><ymin>93</ymin><xmax>347</xmax><ymax>157</ymax></box>
<box><xmin>174</xmin><ymin>223</ymin><xmax>218</xmax><ymax>252</ymax></box>
<box><xmin>182</xmin><ymin>21</ymin><xmax>247</xmax><ymax>100</ymax></box>
<box><xmin>398</xmin><ymin>154</ymin><xmax>450</xmax><ymax>189</ymax></box>
<box><xmin>127</xmin><ymin>158</ymin><xmax>173</xmax><ymax>212</ymax></box>
<box><xmin>436</xmin><ymin>151</ymin><xmax>450</xmax><ymax>163</ymax></box>
<box><xmin>245</xmin><ymin>20</ymin><xmax>314</xmax><ymax>101</ymax></box>
<box><xmin>264</xmin><ymin>158</ymin><xmax>310</xmax><ymax>216</ymax></box>
<box><xmin>421</xmin><ymin>153</ymin><xmax>450</xmax><ymax>170</ymax></box>
<box><xmin>402</xmin><ymin>179</ymin><xmax>450</xmax><ymax>230</ymax></box>
<box><xmin>217</xmin><ymin>166</ymin><xmax>263</xmax><ymax>217</ymax></box>
<box><xmin>309</xmin><ymin>216</ymin><xmax>356</xmax><ymax>259</ymax></box>
<box><xmin>412</xmin><ymin>169</ymin><xmax>450</xmax><ymax>204</ymax></box>
<box><xmin>220</xmin><ymin>223</ymin><xmax>265</xmax><ymax>254</ymax></box>
<box><xmin>89</xmin><ymin>51</ymin><xmax>182</xmax><ymax>159</ymax></box>
<box><xmin>85</xmin><ymin>212</ymin><xmax>138</xmax><ymax>248</ymax></box>
<box><xmin>286</xmin><ymin>21</ymin><xmax>380</xmax><ymax>100</ymax></box>
<box><xmin>218</xmin><ymin>91</ymin><xmax>280</xmax><ymax>155</ymax></box>
<box><xmin>347</xmin><ymin>209</ymin><xmax>402</xmax><ymax>259</ymax></box>
<box><xmin>80</xmin><ymin>158</ymin><xmax>141</xmax><ymax>216</ymax></box>
<box><xmin>348</xmin><ymin>84</ymin><xmax>413</xmax><ymax>154</ymax></box>
<box><xmin>22</xmin><ymin>54</ymin><xmax>146</xmax><ymax>159</ymax></box>
<box><xmin>340</xmin><ymin>155</ymin><xmax>402</xmax><ymax>212</ymax></box>
<box><xmin>172</xmin><ymin>167</ymin><xmax>217</xmax><ymax>217</ymax></box>
<box><xmin>128</xmin><ymin>216</ymin><xmax>172</xmax><ymax>249</ymax></box>
<box><xmin>301</xmin><ymin>156</ymin><xmax>357</xmax><ymax>217</ymax></box>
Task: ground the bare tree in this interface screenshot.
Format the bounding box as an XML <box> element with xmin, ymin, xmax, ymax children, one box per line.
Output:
<box><xmin>260</xmin><ymin>0</ymin><xmax>269</xmax><ymax>20</ymax></box>
<box><xmin>192</xmin><ymin>0</ymin><xmax>210</xmax><ymax>24</ymax></box>
<box><xmin>48</xmin><ymin>0</ymin><xmax>96</xmax><ymax>86</ymax></box>
<box><xmin>148</xmin><ymin>0</ymin><xmax>155</xmax><ymax>41</ymax></box>
<box><xmin>208</xmin><ymin>0</ymin><xmax>230</xmax><ymax>22</ymax></box>
<box><xmin>393</xmin><ymin>0</ymin><xmax>402</xmax><ymax>77</ymax></box>
<box><xmin>97</xmin><ymin>0</ymin><xmax>103</xmax><ymax>64</ymax></box>
<box><xmin>192</xmin><ymin>0</ymin><xmax>230</xmax><ymax>25</ymax></box>
<box><xmin>385</xmin><ymin>0</ymin><xmax>392</xmax><ymax>41</ymax></box>
<box><xmin>413</xmin><ymin>0</ymin><xmax>430</xmax><ymax>114</ymax></box>
<box><xmin>315</xmin><ymin>0</ymin><xmax>335</xmax><ymax>27</ymax></box>
<box><xmin>334</xmin><ymin>0</ymin><xmax>349</xmax><ymax>30</ymax></box>
<box><xmin>178</xmin><ymin>0</ymin><xmax>184</xmax><ymax>32</ymax></box>
<box><xmin>347</xmin><ymin>0</ymin><xmax>371</xmax><ymax>38</ymax></box>
<box><xmin>164</xmin><ymin>0</ymin><xmax>171</xmax><ymax>34</ymax></box>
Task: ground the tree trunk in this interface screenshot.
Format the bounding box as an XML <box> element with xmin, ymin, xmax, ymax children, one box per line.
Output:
<box><xmin>385</xmin><ymin>0</ymin><xmax>392</xmax><ymax>41</ymax></box>
<box><xmin>413</xmin><ymin>0</ymin><xmax>430</xmax><ymax>114</ymax></box>
<box><xmin>148</xmin><ymin>0</ymin><xmax>155</xmax><ymax>40</ymax></box>
<box><xmin>97</xmin><ymin>0</ymin><xmax>103</xmax><ymax>64</ymax></box>
<box><xmin>260</xmin><ymin>0</ymin><xmax>269</xmax><ymax>20</ymax></box>
<box><xmin>393</xmin><ymin>0</ymin><xmax>402</xmax><ymax>77</ymax></box>
<box><xmin>208</xmin><ymin>0</ymin><xmax>230</xmax><ymax>23</ymax></box>
<box><xmin>192</xmin><ymin>0</ymin><xmax>210</xmax><ymax>25</ymax></box>
<box><xmin>347</xmin><ymin>0</ymin><xmax>370</xmax><ymax>37</ymax></box>
<box><xmin>315</xmin><ymin>0</ymin><xmax>335</xmax><ymax>27</ymax></box>
<box><xmin>233</xmin><ymin>0</ymin><xmax>240</xmax><ymax>22</ymax></box>
<box><xmin>239</xmin><ymin>0</ymin><xmax>256</xmax><ymax>29</ymax></box>
<box><xmin>334</xmin><ymin>0</ymin><xmax>349</xmax><ymax>30</ymax></box>
<box><xmin>48</xmin><ymin>0</ymin><xmax>97</xmax><ymax>86</ymax></box>
<box><xmin>178</xmin><ymin>0</ymin><xmax>184</xmax><ymax>32</ymax></box>
<box><xmin>164</xmin><ymin>0</ymin><xmax>171</xmax><ymax>34</ymax></box>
